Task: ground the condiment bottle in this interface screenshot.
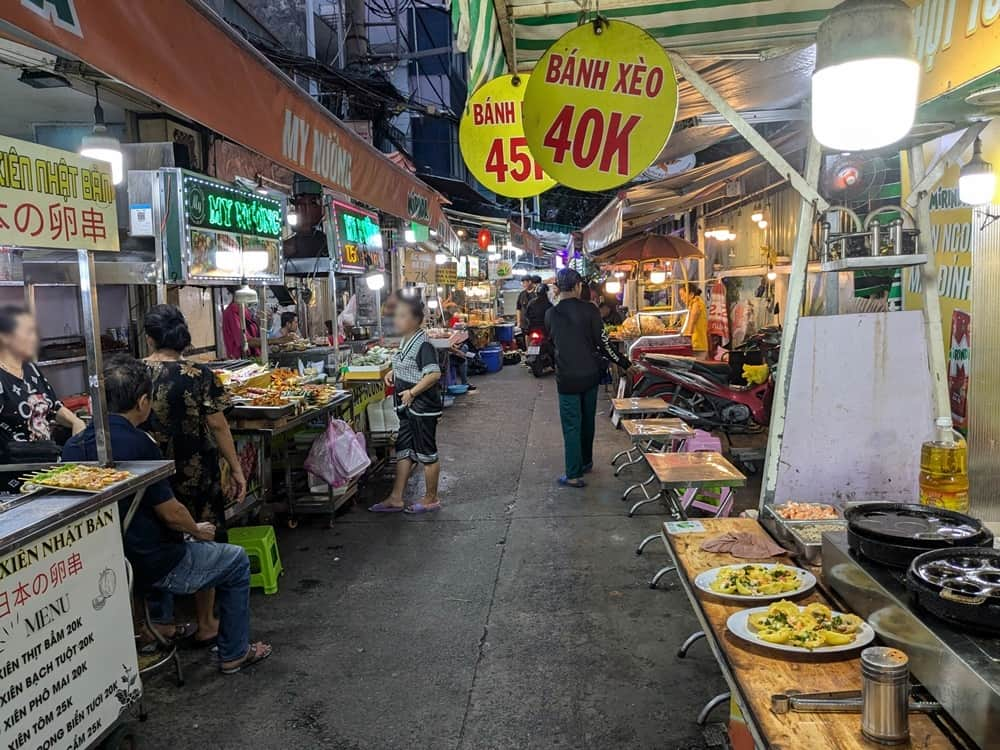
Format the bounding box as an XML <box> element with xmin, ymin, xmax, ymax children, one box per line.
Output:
<box><xmin>861</xmin><ymin>647</ymin><xmax>910</xmax><ymax>745</ymax></box>
<box><xmin>918</xmin><ymin>418</ymin><xmax>969</xmax><ymax>513</ymax></box>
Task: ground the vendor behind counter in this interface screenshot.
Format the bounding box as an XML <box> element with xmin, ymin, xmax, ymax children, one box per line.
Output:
<box><xmin>0</xmin><ymin>306</ymin><xmax>85</xmax><ymax>482</ymax></box>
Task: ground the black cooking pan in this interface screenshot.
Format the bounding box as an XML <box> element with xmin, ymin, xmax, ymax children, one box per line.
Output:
<box><xmin>907</xmin><ymin>547</ymin><xmax>1000</xmax><ymax>634</ymax></box>
<box><xmin>845</xmin><ymin>503</ymin><xmax>992</xmax><ymax>568</ymax></box>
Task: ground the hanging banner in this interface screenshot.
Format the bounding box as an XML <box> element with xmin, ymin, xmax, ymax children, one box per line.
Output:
<box><xmin>327</xmin><ymin>200</ymin><xmax>382</xmax><ymax>274</ymax></box>
<box><xmin>436</xmin><ymin>262</ymin><xmax>458</xmax><ymax>286</ymax></box>
<box><xmin>0</xmin><ymin>135</ymin><xmax>118</xmax><ymax>251</ymax></box>
<box><xmin>459</xmin><ymin>75</ymin><xmax>556</xmax><ymax>198</ymax></box>
<box><xmin>948</xmin><ymin>309</ymin><xmax>970</xmax><ymax>433</ymax></box>
<box><xmin>522</xmin><ymin>20</ymin><xmax>678</xmax><ymax>191</ymax></box>
<box><xmin>403</xmin><ymin>250</ymin><xmax>436</xmax><ymax>284</ymax></box>
<box><xmin>508</xmin><ymin>220</ymin><xmax>542</xmax><ymax>257</ymax></box>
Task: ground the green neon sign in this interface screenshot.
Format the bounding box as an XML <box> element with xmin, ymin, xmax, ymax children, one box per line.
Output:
<box><xmin>183</xmin><ymin>173</ymin><xmax>283</xmax><ymax>239</ymax></box>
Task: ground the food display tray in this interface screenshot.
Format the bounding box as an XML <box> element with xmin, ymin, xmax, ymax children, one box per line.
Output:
<box><xmin>230</xmin><ymin>403</ymin><xmax>295</xmax><ymax>419</ymax></box>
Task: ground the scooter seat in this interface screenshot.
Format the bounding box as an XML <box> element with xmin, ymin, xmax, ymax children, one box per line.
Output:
<box><xmin>644</xmin><ymin>353</ymin><xmax>730</xmax><ymax>375</ymax></box>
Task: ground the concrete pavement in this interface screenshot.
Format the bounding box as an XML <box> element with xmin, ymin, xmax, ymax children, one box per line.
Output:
<box><xmin>137</xmin><ymin>365</ymin><xmax>729</xmax><ymax>749</ymax></box>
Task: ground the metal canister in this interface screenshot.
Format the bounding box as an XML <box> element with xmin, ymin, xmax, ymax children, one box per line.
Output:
<box><xmin>861</xmin><ymin>647</ymin><xmax>910</xmax><ymax>745</ymax></box>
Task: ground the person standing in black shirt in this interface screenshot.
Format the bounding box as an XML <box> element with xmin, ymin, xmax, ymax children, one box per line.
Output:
<box><xmin>545</xmin><ymin>270</ymin><xmax>631</xmax><ymax>487</ymax></box>
<box><xmin>515</xmin><ymin>275</ymin><xmax>536</xmax><ymax>329</ymax></box>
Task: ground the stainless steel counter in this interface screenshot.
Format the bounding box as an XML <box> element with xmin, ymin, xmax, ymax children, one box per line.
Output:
<box><xmin>0</xmin><ymin>460</ymin><xmax>175</xmax><ymax>556</ymax></box>
<box><xmin>824</xmin><ymin>532</ymin><xmax>1000</xmax><ymax>749</ymax></box>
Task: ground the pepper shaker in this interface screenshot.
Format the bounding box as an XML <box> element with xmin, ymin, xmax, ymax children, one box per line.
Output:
<box><xmin>861</xmin><ymin>646</ymin><xmax>910</xmax><ymax>745</ymax></box>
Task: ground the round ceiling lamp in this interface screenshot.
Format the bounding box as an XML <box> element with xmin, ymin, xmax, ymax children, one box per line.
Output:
<box><xmin>812</xmin><ymin>0</ymin><xmax>919</xmax><ymax>151</ymax></box>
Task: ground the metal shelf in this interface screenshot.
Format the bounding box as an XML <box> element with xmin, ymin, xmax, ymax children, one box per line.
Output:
<box><xmin>36</xmin><ymin>356</ymin><xmax>86</xmax><ymax>367</ymax></box>
<box><xmin>819</xmin><ymin>254</ymin><xmax>927</xmax><ymax>273</ymax></box>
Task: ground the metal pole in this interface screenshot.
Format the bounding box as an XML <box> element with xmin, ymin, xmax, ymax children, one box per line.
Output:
<box><xmin>329</xmin><ymin>269</ymin><xmax>340</xmax><ymax>373</ymax></box>
<box><xmin>305</xmin><ymin>0</ymin><xmax>319</xmax><ymax>96</ymax></box>
<box><xmin>759</xmin><ymin>136</ymin><xmax>823</xmax><ymax>507</ymax></box>
<box><xmin>78</xmin><ymin>249</ymin><xmax>112</xmax><ymax>466</ymax></box>
<box><xmin>258</xmin><ymin>285</ymin><xmax>269</xmax><ymax>364</ymax></box>
<box><xmin>908</xmin><ymin>145</ymin><xmax>953</xmax><ymax>444</ymax></box>
<box><xmin>152</xmin><ymin>171</ymin><xmax>168</xmax><ymax>305</ymax></box>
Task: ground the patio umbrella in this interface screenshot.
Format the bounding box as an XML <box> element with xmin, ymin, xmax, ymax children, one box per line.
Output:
<box><xmin>596</xmin><ymin>233</ymin><xmax>703</xmax><ymax>264</ymax></box>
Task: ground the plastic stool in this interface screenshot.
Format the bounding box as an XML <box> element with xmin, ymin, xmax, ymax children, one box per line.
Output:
<box><xmin>227</xmin><ymin>525</ymin><xmax>283</xmax><ymax>595</ymax></box>
<box><xmin>679</xmin><ymin>430</ymin><xmax>733</xmax><ymax>517</ymax></box>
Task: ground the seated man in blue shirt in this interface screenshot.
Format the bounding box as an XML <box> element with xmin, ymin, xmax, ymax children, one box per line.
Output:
<box><xmin>63</xmin><ymin>355</ymin><xmax>272</xmax><ymax>674</ymax></box>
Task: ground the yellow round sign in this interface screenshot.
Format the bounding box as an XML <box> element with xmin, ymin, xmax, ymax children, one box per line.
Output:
<box><xmin>459</xmin><ymin>74</ymin><xmax>557</xmax><ymax>199</ymax></box>
<box><xmin>522</xmin><ymin>20</ymin><xmax>678</xmax><ymax>191</ymax></box>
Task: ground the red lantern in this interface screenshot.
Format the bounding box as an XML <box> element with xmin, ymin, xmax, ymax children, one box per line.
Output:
<box><xmin>477</xmin><ymin>228</ymin><xmax>491</xmax><ymax>250</ymax></box>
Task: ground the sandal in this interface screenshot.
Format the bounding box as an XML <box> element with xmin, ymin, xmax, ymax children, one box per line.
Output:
<box><xmin>368</xmin><ymin>502</ymin><xmax>405</xmax><ymax>513</ymax></box>
<box><xmin>137</xmin><ymin>621</ymin><xmax>197</xmax><ymax>654</ymax></box>
<box><xmin>558</xmin><ymin>476</ymin><xmax>586</xmax><ymax>488</ymax></box>
<box><xmin>404</xmin><ymin>502</ymin><xmax>441</xmax><ymax>514</ymax></box>
<box><xmin>220</xmin><ymin>641</ymin><xmax>273</xmax><ymax>674</ymax></box>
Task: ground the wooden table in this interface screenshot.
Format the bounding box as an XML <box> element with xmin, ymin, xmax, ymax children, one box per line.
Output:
<box><xmin>613</xmin><ymin>417</ymin><xmax>695</xmax><ymax>475</ymax></box>
<box><xmin>662</xmin><ymin>517</ymin><xmax>962</xmax><ymax>750</ymax></box>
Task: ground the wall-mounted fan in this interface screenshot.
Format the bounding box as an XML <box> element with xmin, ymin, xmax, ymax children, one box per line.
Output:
<box><xmin>821</xmin><ymin>154</ymin><xmax>889</xmax><ymax>202</ymax></box>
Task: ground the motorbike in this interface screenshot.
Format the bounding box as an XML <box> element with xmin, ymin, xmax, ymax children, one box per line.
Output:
<box><xmin>630</xmin><ymin>328</ymin><xmax>782</xmax><ymax>432</ymax></box>
<box><xmin>525</xmin><ymin>327</ymin><xmax>554</xmax><ymax>377</ymax></box>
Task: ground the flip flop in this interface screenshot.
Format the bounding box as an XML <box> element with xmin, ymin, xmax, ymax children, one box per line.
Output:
<box><xmin>558</xmin><ymin>476</ymin><xmax>586</xmax><ymax>488</ymax></box>
<box><xmin>220</xmin><ymin>642</ymin><xmax>273</xmax><ymax>674</ymax></box>
<box><xmin>404</xmin><ymin>502</ymin><xmax>441</xmax><ymax>514</ymax></box>
<box><xmin>368</xmin><ymin>502</ymin><xmax>405</xmax><ymax>513</ymax></box>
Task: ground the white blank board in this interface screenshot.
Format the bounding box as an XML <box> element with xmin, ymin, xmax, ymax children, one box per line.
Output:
<box><xmin>774</xmin><ymin>311</ymin><xmax>935</xmax><ymax>505</ymax></box>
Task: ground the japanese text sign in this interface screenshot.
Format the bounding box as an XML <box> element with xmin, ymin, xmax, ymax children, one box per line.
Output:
<box><xmin>523</xmin><ymin>20</ymin><xmax>678</xmax><ymax>191</ymax></box>
<box><xmin>459</xmin><ymin>75</ymin><xmax>557</xmax><ymax>198</ymax></box>
<box><xmin>0</xmin><ymin>135</ymin><xmax>119</xmax><ymax>251</ymax></box>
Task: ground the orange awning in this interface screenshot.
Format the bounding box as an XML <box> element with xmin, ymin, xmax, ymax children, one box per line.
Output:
<box><xmin>2</xmin><ymin>1</ymin><xmax>447</xmax><ymax>227</ymax></box>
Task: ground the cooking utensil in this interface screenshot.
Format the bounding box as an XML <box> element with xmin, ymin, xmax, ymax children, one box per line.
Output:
<box><xmin>846</xmin><ymin>503</ymin><xmax>992</xmax><ymax>568</ymax></box>
<box><xmin>770</xmin><ymin>689</ymin><xmax>940</xmax><ymax>715</ymax></box>
<box><xmin>906</xmin><ymin>547</ymin><xmax>1000</xmax><ymax>634</ymax></box>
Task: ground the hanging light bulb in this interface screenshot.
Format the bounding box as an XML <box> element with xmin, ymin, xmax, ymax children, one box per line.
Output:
<box><xmin>365</xmin><ymin>271</ymin><xmax>385</xmax><ymax>290</ymax></box>
<box><xmin>614</xmin><ymin>271</ymin><xmax>625</xmax><ymax>278</ymax></box>
<box><xmin>404</xmin><ymin>229</ymin><xmax>417</xmax><ymax>243</ymax></box>
<box><xmin>750</xmin><ymin>204</ymin><xmax>764</xmax><ymax>223</ymax></box>
<box><xmin>705</xmin><ymin>228</ymin><xmax>717</xmax><ymax>239</ymax></box>
<box><xmin>757</xmin><ymin>219</ymin><xmax>769</xmax><ymax>229</ymax></box>
<box><xmin>725</xmin><ymin>228</ymin><xmax>736</xmax><ymax>241</ymax></box>
<box><xmin>435</xmin><ymin>253</ymin><xmax>448</xmax><ymax>264</ymax></box>
<box><xmin>605</xmin><ymin>279</ymin><xmax>622</xmax><ymax>294</ymax></box>
<box><xmin>959</xmin><ymin>137</ymin><xmax>996</xmax><ymax>206</ymax></box>
<box><xmin>79</xmin><ymin>85</ymin><xmax>123</xmax><ymax>185</ymax></box>
<box><xmin>427</xmin><ymin>299</ymin><xmax>439</xmax><ymax>309</ymax></box>
<box><xmin>286</xmin><ymin>205</ymin><xmax>299</xmax><ymax>227</ymax></box>
<box><xmin>649</xmin><ymin>270</ymin><xmax>667</xmax><ymax>284</ymax></box>
<box><xmin>255</xmin><ymin>176</ymin><xmax>269</xmax><ymax>196</ymax></box>
<box><xmin>767</xmin><ymin>266</ymin><xmax>778</xmax><ymax>281</ymax></box>
<box><xmin>812</xmin><ymin>0</ymin><xmax>918</xmax><ymax>151</ymax></box>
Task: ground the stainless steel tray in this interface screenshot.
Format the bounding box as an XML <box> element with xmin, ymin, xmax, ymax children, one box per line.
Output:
<box><xmin>230</xmin><ymin>403</ymin><xmax>295</xmax><ymax>420</ymax></box>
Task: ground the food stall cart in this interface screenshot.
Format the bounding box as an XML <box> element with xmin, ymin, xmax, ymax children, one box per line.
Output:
<box><xmin>0</xmin><ymin>135</ymin><xmax>167</xmax><ymax>749</ymax></box>
<box><xmin>660</xmin><ymin>518</ymin><xmax>968</xmax><ymax>750</ymax></box>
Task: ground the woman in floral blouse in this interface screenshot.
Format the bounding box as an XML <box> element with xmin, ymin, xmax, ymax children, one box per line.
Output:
<box><xmin>143</xmin><ymin>304</ymin><xmax>246</xmax><ymax>646</ymax></box>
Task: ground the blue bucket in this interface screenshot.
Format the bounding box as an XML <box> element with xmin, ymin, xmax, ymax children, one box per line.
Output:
<box><xmin>495</xmin><ymin>324</ymin><xmax>515</xmax><ymax>343</ymax></box>
<box><xmin>480</xmin><ymin>346</ymin><xmax>503</xmax><ymax>373</ymax></box>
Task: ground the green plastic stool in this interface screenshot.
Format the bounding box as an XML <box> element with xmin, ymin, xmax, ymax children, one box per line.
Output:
<box><xmin>227</xmin><ymin>525</ymin><xmax>283</xmax><ymax>595</ymax></box>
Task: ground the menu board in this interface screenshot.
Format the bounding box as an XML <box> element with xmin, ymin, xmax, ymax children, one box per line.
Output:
<box><xmin>0</xmin><ymin>506</ymin><xmax>140</xmax><ymax>750</ymax></box>
<box><xmin>328</xmin><ymin>200</ymin><xmax>382</xmax><ymax>275</ymax></box>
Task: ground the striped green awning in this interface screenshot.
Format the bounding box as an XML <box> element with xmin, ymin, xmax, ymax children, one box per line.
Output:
<box><xmin>456</xmin><ymin>0</ymin><xmax>838</xmax><ymax>93</ymax></box>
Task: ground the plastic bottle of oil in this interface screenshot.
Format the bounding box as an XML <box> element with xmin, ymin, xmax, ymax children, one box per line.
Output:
<box><xmin>918</xmin><ymin>419</ymin><xmax>969</xmax><ymax>513</ymax></box>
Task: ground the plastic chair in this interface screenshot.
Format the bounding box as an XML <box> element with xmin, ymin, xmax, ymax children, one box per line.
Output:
<box><xmin>227</xmin><ymin>525</ymin><xmax>284</xmax><ymax>595</ymax></box>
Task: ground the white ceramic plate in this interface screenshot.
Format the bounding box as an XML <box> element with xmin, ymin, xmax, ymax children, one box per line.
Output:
<box><xmin>727</xmin><ymin>606</ymin><xmax>876</xmax><ymax>654</ymax></box>
<box><xmin>694</xmin><ymin>563</ymin><xmax>816</xmax><ymax>602</ymax></box>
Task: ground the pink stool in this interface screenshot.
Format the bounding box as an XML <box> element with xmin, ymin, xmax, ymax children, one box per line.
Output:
<box><xmin>678</xmin><ymin>431</ymin><xmax>734</xmax><ymax>517</ymax></box>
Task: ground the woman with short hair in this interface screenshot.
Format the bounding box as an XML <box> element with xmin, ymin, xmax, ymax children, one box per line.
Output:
<box><xmin>369</xmin><ymin>295</ymin><xmax>443</xmax><ymax>514</ymax></box>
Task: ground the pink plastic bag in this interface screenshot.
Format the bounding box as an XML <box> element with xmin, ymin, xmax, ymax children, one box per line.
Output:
<box><xmin>304</xmin><ymin>419</ymin><xmax>370</xmax><ymax>487</ymax></box>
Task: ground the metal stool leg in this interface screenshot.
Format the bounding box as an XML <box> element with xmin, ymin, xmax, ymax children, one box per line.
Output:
<box><xmin>697</xmin><ymin>692</ymin><xmax>731</xmax><ymax>725</ymax></box>
<box><xmin>677</xmin><ymin>630</ymin><xmax>706</xmax><ymax>658</ymax></box>
<box><xmin>636</xmin><ymin>533</ymin><xmax>660</xmax><ymax>555</ymax></box>
<box><xmin>649</xmin><ymin>565</ymin><xmax>676</xmax><ymax>588</ymax></box>
<box><xmin>141</xmin><ymin>598</ymin><xmax>185</xmax><ymax>686</ymax></box>
<box><xmin>628</xmin><ymin>494</ymin><xmax>662</xmax><ymax>517</ymax></box>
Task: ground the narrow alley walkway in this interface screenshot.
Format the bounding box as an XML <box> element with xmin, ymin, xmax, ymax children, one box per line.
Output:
<box><xmin>139</xmin><ymin>366</ymin><xmax>727</xmax><ymax>750</ymax></box>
